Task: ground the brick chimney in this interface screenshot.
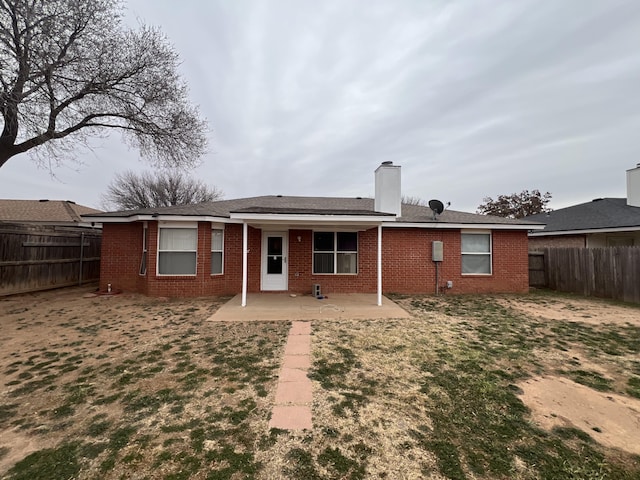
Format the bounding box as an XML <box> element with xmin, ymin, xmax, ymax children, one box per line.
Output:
<box><xmin>374</xmin><ymin>161</ymin><xmax>401</xmax><ymax>216</ymax></box>
<box><xmin>627</xmin><ymin>164</ymin><xmax>640</xmax><ymax>207</ymax></box>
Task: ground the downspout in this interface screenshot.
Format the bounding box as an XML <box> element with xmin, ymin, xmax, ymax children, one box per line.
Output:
<box><xmin>241</xmin><ymin>221</ymin><xmax>248</xmax><ymax>307</ymax></box>
<box><xmin>377</xmin><ymin>224</ymin><xmax>382</xmax><ymax>306</ymax></box>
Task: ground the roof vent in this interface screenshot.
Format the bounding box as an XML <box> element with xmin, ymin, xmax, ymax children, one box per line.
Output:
<box><xmin>39</xmin><ymin>199</ymin><xmax>49</xmax><ymax>202</ymax></box>
<box><xmin>276</xmin><ymin>195</ymin><xmax>283</xmax><ymax>198</ymax></box>
<box><xmin>592</xmin><ymin>198</ymin><xmax>603</xmax><ymax>202</ymax></box>
<box><xmin>381</xmin><ymin>161</ymin><xmax>393</xmax><ymax>166</ymax></box>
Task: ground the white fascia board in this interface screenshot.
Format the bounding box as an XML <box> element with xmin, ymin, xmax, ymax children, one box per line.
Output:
<box><xmin>81</xmin><ymin>215</ymin><xmax>239</xmax><ymax>224</ymax></box>
<box><xmin>529</xmin><ymin>225</ymin><xmax>640</xmax><ymax>237</ymax></box>
<box><xmin>382</xmin><ymin>222</ymin><xmax>543</xmax><ymax>230</ymax></box>
<box><xmin>229</xmin><ymin>213</ymin><xmax>389</xmax><ymax>224</ymax></box>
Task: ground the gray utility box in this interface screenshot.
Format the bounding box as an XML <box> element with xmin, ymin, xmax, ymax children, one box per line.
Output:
<box><xmin>313</xmin><ymin>284</ymin><xmax>321</xmax><ymax>297</ymax></box>
<box><xmin>432</xmin><ymin>241</ymin><xmax>444</xmax><ymax>262</ymax></box>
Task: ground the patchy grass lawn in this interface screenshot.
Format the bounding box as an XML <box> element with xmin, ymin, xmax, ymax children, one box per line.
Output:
<box><xmin>1</xmin><ymin>287</ymin><xmax>640</xmax><ymax>479</ymax></box>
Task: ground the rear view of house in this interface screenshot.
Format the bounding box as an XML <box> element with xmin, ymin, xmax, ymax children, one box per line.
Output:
<box><xmin>84</xmin><ymin>163</ymin><xmax>542</xmax><ymax>302</ymax></box>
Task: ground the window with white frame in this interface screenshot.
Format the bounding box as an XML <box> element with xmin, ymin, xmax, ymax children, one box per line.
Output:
<box><xmin>211</xmin><ymin>228</ymin><xmax>224</xmax><ymax>275</ymax></box>
<box><xmin>139</xmin><ymin>224</ymin><xmax>148</xmax><ymax>275</ymax></box>
<box><xmin>461</xmin><ymin>231</ymin><xmax>492</xmax><ymax>274</ymax></box>
<box><xmin>158</xmin><ymin>225</ymin><xmax>197</xmax><ymax>275</ymax></box>
<box><xmin>313</xmin><ymin>232</ymin><xmax>358</xmax><ymax>274</ymax></box>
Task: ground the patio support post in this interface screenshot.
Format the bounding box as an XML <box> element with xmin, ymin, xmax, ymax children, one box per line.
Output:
<box><xmin>377</xmin><ymin>224</ymin><xmax>382</xmax><ymax>306</ymax></box>
<box><xmin>242</xmin><ymin>221</ymin><xmax>248</xmax><ymax>307</ymax></box>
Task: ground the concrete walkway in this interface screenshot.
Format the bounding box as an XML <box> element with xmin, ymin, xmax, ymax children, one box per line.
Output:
<box><xmin>269</xmin><ymin>321</ymin><xmax>313</xmax><ymax>430</ymax></box>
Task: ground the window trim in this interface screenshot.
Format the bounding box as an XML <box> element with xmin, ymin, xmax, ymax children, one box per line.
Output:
<box><xmin>461</xmin><ymin>230</ymin><xmax>492</xmax><ymax>276</ymax></box>
<box><xmin>157</xmin><ymin>222</ymin><xmax>198</xmax><ymax>276</ymax></box>
<box><xmin>312</xmin><ymin>231</ymin><xmax>358</xmax><ymax>275</ymax></box>
<box><xmin>139</xmin><ymin>222</ymin><xmax>148</xmax><ymax>276</ymax></box>
<box><xmin>211</xmin><ymin>226</ymin><xmax>224</xmax><ymax>276</ymax></box>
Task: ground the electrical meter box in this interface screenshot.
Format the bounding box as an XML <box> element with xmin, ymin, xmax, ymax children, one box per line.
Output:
<box><xmin>432</xmin><ymin>241</ymin><xmax>443</xmax><ymax>262</ymax></box>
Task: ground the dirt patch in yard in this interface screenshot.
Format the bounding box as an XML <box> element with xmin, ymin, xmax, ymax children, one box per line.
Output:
<box><xmin>519</xmin><ymin>376</ymin><xmax>640</xmax><ymax>455</ymax></box>
<box><xmin>498</xmin><ymin>293</ymin><xmax>640</xmax><ymax>326</ymax></box>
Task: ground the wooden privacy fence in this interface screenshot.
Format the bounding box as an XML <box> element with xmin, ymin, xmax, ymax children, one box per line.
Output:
<box><xmin>535</xmin><ymin>247</ymin><xmax>640</xmax><ymax>304</ymax></box>
<box><xmin>0</xmin><ymin>223</ymin><xmax>101</xmax><ymax>296</ymax></box>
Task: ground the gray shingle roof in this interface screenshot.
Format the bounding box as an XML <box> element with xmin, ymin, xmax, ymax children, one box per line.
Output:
<box><xmin>84</xmin><ymin>195</ymin><xmax>538</xmax><ymax>226</ymax></box>
<box><xmin>0</xmin><ymin>199</ymin><xmax>101</xmax><ymax>224</ymax></box>
<box><xmin>527</xmin><ymin>198</ymin><xmax>640</xmax><ymax>233</ymax></box>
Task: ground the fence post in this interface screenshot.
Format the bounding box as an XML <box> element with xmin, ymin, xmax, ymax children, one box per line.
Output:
<box><xmin>79</xmin><ymin>232</ymin><xmax>84</xmax><ymax>286</ymax></box>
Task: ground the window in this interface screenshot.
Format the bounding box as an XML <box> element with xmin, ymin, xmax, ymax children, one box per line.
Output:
<box><xmin>313</xmin><ymin>232</ymin><xmax>357</xmax><ymax>274</ymax></box>
<box><xmin>139</xmin><ymin>224</ymin><xmax>148</xmax><ymax>275</ymax></box>
<box><xmin>461</xmin><ymin>232</ymin><xmax>491</xmax><ymax>274</ymax></box>
<box><xmin>211</xmin><ymin>228</ymin><xmax>224</xmax><ymax>275</ymax></box>
<box><xmin>158</xmin><ymin>226</ymin><xmax>197</xmax><ymax>275</ymax></box>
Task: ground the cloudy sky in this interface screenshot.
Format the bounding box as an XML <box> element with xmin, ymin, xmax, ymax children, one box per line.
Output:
<box><xmin>2</xmin><ymin>0</ymin><xmax>640</xmax><ymax>212</ymax></box>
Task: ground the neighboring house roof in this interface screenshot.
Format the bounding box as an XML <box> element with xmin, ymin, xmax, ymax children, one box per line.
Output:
<box><xmin>527</xmin><ymin>198</ymin><xmax>640</xmax><ymax>236</ymax></box>
<box><xmin>83</xmin><ymin>195</ymin><xmax>541</xmax><ymax>229</ymax></box>
<box><xmin>0</xmin><ymin>199</ymin><xmax>102</xmax><ymax>225</ymax></box>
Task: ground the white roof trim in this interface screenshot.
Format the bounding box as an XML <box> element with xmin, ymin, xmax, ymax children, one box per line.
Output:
<box><xmin>81</xmin><ymin>215</ymin><xmax>241</xmax><ymax>224</ymax></box>
<box><xmin>383</xmin><ymin>222</ymin><xmax>543</xmax><ymax>230</ymax></box>
<box><xmin>229</xmin><ymin>213</ymin><xmax>390</xmax><ymax>224</ymax></box>
<box><xmin>529</xmin><ymin>225</ymin><xmax>640</xmax><ymax>236</ymax></box>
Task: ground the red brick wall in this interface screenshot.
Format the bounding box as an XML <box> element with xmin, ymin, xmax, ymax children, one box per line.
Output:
<box><xmin>380</xmin><ymin>228</ymin><xmax>529</xmax><ymax>294</ymax></box>
<box><xmin>100</xmin><ymin>222</ymin><xmax>530</xmax><ymax>296</ymax></box>
<box><xmin>528</xmin><ymin>234</ymin><xmax>586</xmax><ymax>251</ymax></box>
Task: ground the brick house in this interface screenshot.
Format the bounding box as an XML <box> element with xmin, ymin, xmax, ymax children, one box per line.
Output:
<box><xmin>83</xmin><ymin>163</ymin><xmax>542</xmax><ymax>304</ymax></box>
<box><xmin>528</xmin><ymin>164</ymin><xmax>640</xmax><ymax>250</ymax></box>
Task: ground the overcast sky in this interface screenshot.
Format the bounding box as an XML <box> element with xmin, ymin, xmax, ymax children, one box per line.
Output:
<box><xmin>2</xmin><ymin>0</ymin><xmax>640</xmax><ymax>212</ymax></box>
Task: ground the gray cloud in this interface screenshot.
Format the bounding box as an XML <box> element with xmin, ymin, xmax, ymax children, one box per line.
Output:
<box><xmin>2</xmin><ymin>0</ymin><xmax>639</xmax><ymax>212</ymax></box>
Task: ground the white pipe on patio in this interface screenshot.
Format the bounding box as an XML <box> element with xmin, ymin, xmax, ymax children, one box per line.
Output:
<box><xmin>377</xmin><ymin>224</ymin><xmax>382</xmax><ymax>306</ymax></box>
<box><xmin>242</xmin><ymin>221</ymin><xmax>248</xmax><ymax>307</ymax></box>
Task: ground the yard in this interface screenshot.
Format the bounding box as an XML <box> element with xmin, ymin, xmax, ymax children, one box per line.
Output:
<box><xmin>1</xmin><ymin>288</ymin><xmax>639</xmax><ymax>479</ymax></box>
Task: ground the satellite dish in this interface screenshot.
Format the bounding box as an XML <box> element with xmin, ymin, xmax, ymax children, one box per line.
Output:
<box><xmin>429</xmin><ymin>199</ymin><xmax>445</xmax><ymax>215</ymax></box>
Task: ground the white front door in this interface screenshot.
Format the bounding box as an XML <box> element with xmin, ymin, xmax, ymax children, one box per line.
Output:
<box><xmin>261</xmin><ymin>232</ymin><xmax>288</xmax><ymax>291</ymax></box>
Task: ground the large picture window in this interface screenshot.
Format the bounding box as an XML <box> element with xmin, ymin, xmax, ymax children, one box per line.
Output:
<box><xmin>313</xmin><ymin>232</ymin><xmax>358</xmax><ymax>274</ymax></box>
<box><xmin>461</xmin><ymin>232</ymin><xmax>492</xmax><ymax>274</ymax></box>
<box><xmin>158</xmin><ymin>226</ymin><xmax>197</xmax><ymax>275</ymax></box>
<box><xmin>211</xmin><ymin>228</ymin><xmax>224</xmax><ymax>275</ymax></box>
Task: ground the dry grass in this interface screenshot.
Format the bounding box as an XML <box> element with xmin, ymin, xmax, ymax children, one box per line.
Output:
<box><xmin>1</xmin><ymin>287</ymin><xmax>640</xmax><ymax>479</ymax></box>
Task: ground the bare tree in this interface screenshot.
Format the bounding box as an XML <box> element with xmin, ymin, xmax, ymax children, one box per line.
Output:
<box><xmin>0</xmin><ymin>0</ymin><xmax>207</xmax><ymax>170</ymax></box>
<box><xmin>477</xmin><ymin>189</ymin><xmax>552</xmax><ymax>218</ymax></box>
<box><xmin>102</xmin><ymin>170</ymin><xmax>223</xmax><ymax>210</ymax></box>
<box><xmin>401</xmin><ymin>195</ymin><xmax>429</xmax><ymax>206</ymax></box>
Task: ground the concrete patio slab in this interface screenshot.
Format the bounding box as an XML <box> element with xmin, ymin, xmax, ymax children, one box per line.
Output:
<box><xmin>208</xmin><ymin>293</ymin><xmax>411</xmax><ymax>321</ymax></box>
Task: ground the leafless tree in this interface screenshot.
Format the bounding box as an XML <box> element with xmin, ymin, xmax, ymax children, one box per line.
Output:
<box><xmin>401</xmin><ymin>195</ymin><xmax>429</xmax><ymax>206</ymax></box>
<box><xmin>101</xmin><ymin>170</ymin><xmax>223</xmax><ymax>210</ymax></box>
<box><xmin>0</xmin><ymin>0</ymin><xmax>207</xmax><ymax>170</ymax></box>
<box><xmin>477</xmin><ymin>189</ymin><xmax>552</xmax><ymax>218</ymax></box>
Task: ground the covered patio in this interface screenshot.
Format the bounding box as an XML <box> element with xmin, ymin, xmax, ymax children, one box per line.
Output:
<box><xmin>208</xmin><ymin>293</ymin><xmax>412</xmax><ymax>321</ymax></box>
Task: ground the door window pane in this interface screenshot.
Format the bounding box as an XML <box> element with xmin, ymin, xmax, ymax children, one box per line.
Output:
<box><xmin>268</xmin><ymin>236</ymin><xmax>282</xmax><ymax>256</ymax></box>
<box><xmin>267</xmin><ymin>255</ymin><xmax>282</xmax><ymax>274</ymax></box>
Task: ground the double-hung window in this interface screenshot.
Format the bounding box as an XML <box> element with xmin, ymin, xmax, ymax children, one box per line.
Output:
<box><xmin>211</xmin><ymin>228</ymin><xmax>224</xmax><ymax>275</ymax></box>
<box><xmin>313</xmin><ymin>232</ymin><xmax>358</xmax><ymax>274</ymax></box>
<box><xmin>461</xmin><ymin>231</ymin><xmax>492</xmax><ymax>274</ymax></box>
<box><xmin>158</xmin><ymin>224</ymin><xmax>197</xmax><ymax>275</ymax></box>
